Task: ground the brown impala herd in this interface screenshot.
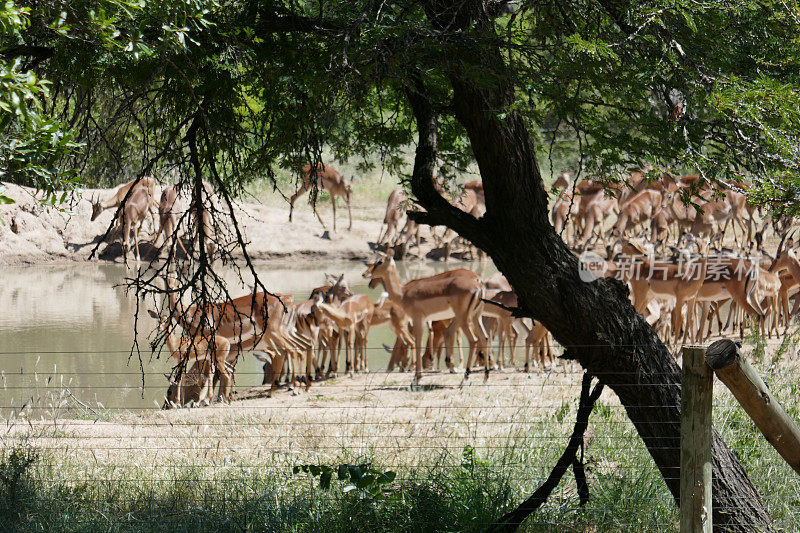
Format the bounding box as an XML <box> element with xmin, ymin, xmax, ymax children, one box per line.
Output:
<box><xmin>110</xmin><ymin>164</ymin><xmax>797</xmax><ymax>408</ymax></box>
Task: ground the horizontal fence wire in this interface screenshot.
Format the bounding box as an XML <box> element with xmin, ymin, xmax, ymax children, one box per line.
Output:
<box><xmin>2</xmin><ymin>340</ymin><xmax>800</xmax><ymax>355</ymax></box>
<box><xmin>0</xmin><ymin>341</ymin><xmax>799</xmax><ymax>531</ymax></box>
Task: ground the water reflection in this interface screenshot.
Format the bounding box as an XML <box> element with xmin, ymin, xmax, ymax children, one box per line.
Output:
<box><xmin>0</xmin><ymin>260</ymin><xmax>495</xmax><ymax>416</ymax></box>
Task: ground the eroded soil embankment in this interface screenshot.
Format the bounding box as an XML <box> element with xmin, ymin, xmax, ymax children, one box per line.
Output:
<box><xmin>0</xmin><ymin>182</ymin><xmax>393</xmax><ymax>266</ymax></box>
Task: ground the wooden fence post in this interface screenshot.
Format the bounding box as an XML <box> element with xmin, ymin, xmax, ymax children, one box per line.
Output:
<box><xmin>706</xmin><ymin>339</ymin><xmax>800</xmax><ymax>476</ymax></box>
<box><xmin>681</xmin><ymin>345</ymin><xmax>713</xmax><ymax>533</ymax></box>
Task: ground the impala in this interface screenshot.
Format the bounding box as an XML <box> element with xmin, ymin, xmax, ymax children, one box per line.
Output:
<box><xmin>153</xmin><ymin>185</ymin><xmax>188</xmax><ymax>256</ymax></box>
<box><xmin>149</xmin><ymin>310</ymin><xmax>233</xmax><ymax>407</ymax></box>
<box><xmin>289</xmin><ymin>163</ymin><xmax>353</xmax><ymax>231</ymax></box>
<box><xmin>552</xmin><ymin>188</ymin><xmax>580</xmax><ymax>246</ymax></box>
<box><xmin>165</xmin><ymin>279</ymin><xmax>309</xmax><ymax>396</ymax></box>
<box><xmin>576</xmin><ymin>191</ymin><xmax>618</xmax><ymax>249</ymax></box>
<box><xmin>363</xmin><ymin>254</ymin><xmax>488</xmax><ymax>385</ymax></box>
<box><xmin>613</xmin><ymin>189</ymin><xmax>662</xmax><ymax>238</ymax></box>
<box><xmin>524</xmin><ymin>319</ymin><xmax>553</xmax><ymax>372</ymax></box>
<box><xmin>370</xmin><ymin>295</ymin><xmax>415</xmax><ymax>370</ymax></box>
<box><xmin>90</xmin><ymin>176</ymin><xmax>158</xmax><ymax>224</ymax></box>
<box><xmin>482</xmin><ymin>290</ymin><xmax>525</xmax><ymax>369</ymax></box>
<box><xmin>114</xmin><ymin>185</ymin><xmax>154</xmax><ymax>264</ymax></box>
<box><xmin>311</xmin><ymin>292</ymin><xmax>375</xmax><ymax>376</ymax></box>
<box><xmin>377</xmin><ymin>189</ymin><xmax>408</xmax><ymax>246</ymax></box>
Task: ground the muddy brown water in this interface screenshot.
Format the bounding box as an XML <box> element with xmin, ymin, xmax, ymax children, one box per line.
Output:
<box><xmin>0</xmin><ymin>260</ymin><xmax>495</xmax><ymax>417</ymax></box>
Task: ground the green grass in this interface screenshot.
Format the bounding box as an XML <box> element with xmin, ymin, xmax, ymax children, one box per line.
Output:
<box><xmin>0</xmin><ymin>403</ymin><xmax>676</xmax><ymax>533</ymax></box>
<box><xmin>4</xmin><ymin>373</ymin><xmax>800</xmax><ymax>532</ymax></box>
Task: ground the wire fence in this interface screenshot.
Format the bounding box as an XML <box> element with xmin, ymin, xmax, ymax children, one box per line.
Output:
<box><xmin>1</xmin><ymin>343</ymin><xmax>799</xmax><ymax>531</ymax></box>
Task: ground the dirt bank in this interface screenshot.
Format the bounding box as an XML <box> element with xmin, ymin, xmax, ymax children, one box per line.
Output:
<box><xmin>0</xmin><ymin>182</ymin><xmax>405</xmax><ymax>266</ymax></box>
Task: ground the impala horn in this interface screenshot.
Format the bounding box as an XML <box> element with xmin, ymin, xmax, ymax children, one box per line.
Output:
<box><xmin>776</xmin><ymin>228</ymin><xmax>794</xmax><ymax>257</ymax></box>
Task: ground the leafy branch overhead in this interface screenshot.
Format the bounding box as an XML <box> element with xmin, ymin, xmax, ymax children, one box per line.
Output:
<box><xmin>2</xmin><ymin>0</ymin><xmax>799</xmax><ymax>209</ymax></box>
<box><xmin>0</xmin><ymin>3</ymin><xmax>80</xmax><ymax>205</ymax></box>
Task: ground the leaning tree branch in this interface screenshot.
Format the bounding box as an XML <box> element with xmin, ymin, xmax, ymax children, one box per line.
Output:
<box><xmin>404</xmin><ymin>75</ymin><xmax>484</xmax><ymax>242</ymax></box>
<box><xmin>490</xmin><ymin>373</ymin><xmax>604</xmax><ymax>532</ymax></box>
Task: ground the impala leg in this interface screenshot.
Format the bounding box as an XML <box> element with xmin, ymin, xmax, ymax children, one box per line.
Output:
<box><xmin>122</xmin><ymin>217</ymin><xmax>132</xmax><ymax>266</ymax></box>
<box><xmin>440</xmin><ymin>327</ymin><xmax>457</xmax><ymax>372</ymax></box>
<box><xmin>317</xmin><ymin>338</ymin><xmax>327</xmax><ymax>380</ymax></box>
<box><xmin>358</xmin><ymin>328</ymin><xmax>366</xmax><ymax>372</ymax></box>
<box><xmin>781</xmin><ymin>289</ymin><xmax>790</xmax><ymax>333</ymax></box>
<box><xmin>434</xmin><ymin>326</ymin><xmax>444</xmax><ymax>370</ymax></box>
<box><xmin>288</xmin><ymin>183</ymin><xmax>309</xmax><ymax>223</ymax></box>
<box><xmin>713</xmin><ymin>303</ymin><xmax>724</xmax><ymax>337</ymax></box>
<box><xmin>175</xmin><ymin>370</ymin><xmax>184</xmax><ymax>407</ymax></box>
<box><xmin>476</xmin><ymin>313</ymin><xmax>490</xmax><ymax>379</ymax></box>
<box><xmin>345</xmin><ymin>327</ymin><xmax>354</xmax><ymax>377</ymax></box>
<box><xmin>331</xmin><ymin>196</ymin><xmax>337</xmax><ymax>233</ymax></box>
<box><xmin>524</xmin><ymin>340</ymin><xmax>532</xmax><ymax>373</ymax></box>
<box><xmin>412</xmin><ymin>321</ymin><xmax>425</xmax><ymax>387</ymax></box>
<box><xmin>495</xmin><ymin>321</ymin><xmax>504</xmax><ymax>371</ymax></box>
<box><xmin>376</xmin><ymin>223</ymin><xmax>387</xmax><ymax>246</ymax></box>
<box><xmin>536</xmin><ymin>339</ymin><xmax>545</xmax><ymax>370</ymax></box>
<box><xmin>176</xmin><ymin>221</ymin><xmax>189</xmax><ymax>257</ymax></box>
<box><xmin>300</xmin><ymin>347</ymin><xmax>311</xmax><ymax>390</ymax></box>
<box><xmin>736</xmin><ymin>216</ymin><xmax>748</xmax><ymax>247</ymax></box>
<box><xmin>133</xmin><ymin>224</ymin><xmax>141</xmax><ymax>263</ymax></box>
<box><xmin>347</xmin><ymin>195</ymin><xmax>353</xmax><ymax>231</ymax></box>
<box><xmin>482</xmin><ymin>319</ymin><xmax>496</xmax><ymax>370</ymax></box>
<box><xmin>267</xmin><ymin>351</ymin><xmax>284</xmax><ymax>398</ymax></box>
<box><xmin>423</xmin><ymin>327</ymin><xmax>435</xmax><ymax>371</ymax></box>
<box><xmin>285</xmin><ymin>342</ymin><xmax>298</xmax><ymax>393</ymax></box>
<box><xmin>671</xmin><ymin>299</ymin><xmax>683</xmax><ymax>345</ymax></box>
<box><xmin>723</xmin><ymin>301</ymin><xmax>736</xmax><ymax>333</ymax></box>
<box><xmin>698</xmin><ymin>302</ymin><xmax>711</xmax><ymax>342</ymax></box>
<box><xmin>385</xmin><ymin>222</ymin><xmax>397</xmax><ymax>247</ymax></box>
<box><xmin>387</xmin><ymin>338</ymin><xmax>401</xmax><ymax>372</ymax></box>
<box><xmin>352</xmin><ymin>329</ymin><xmax>359</xmax><ymax>371</ymax></box>
<box><xmin>328</xmin><ymin>333</ymin><xmax>340</xmax><ymax>377</ymax></box>
<box><xmin>694</xmin><ymin>302</ymin><xmax>714</xmax><ymax>343</ymax></box>
<box><xmin>456</xmin><ymin>334</ymin><xmax>463</xmax><ymax>369</ymax></box>
<box><xmin>722</xmin><ymin>218</ymin><xmax>732</xmax><ymax>245</ymax></box>
<box><xmin>508</xmin><ymin>322</ymin><xmax>519</xmax><ymax>368</ymax></box>
<box><xmin>449</xmin><ymin>320</ymin><xmax>473</xmax><ymax>378</ymax></box>
<box><xmin>465</xmin><ymin>314</ymin><xmax>490</xmax><ymax>380</ymax></box>
<box><xmin>682</xmin><ymin>299</ymin><xmax>697</xmax><ymax>346</ymax></box>
<box><xmin>360</xmin><ymin>326</ymin><xmax>369</xmax><ymax>372</ymax></box>
<box><xmin>398</xmin><ymin>339</ymin><xmax>411</xmax><ymax>371</ymax></box>
<box><xmin>312</xmin><ymin>202</ymin><xmax>327</xmax><ymax>230</ymax></box>
<box><xmin>217</xmin><ymin>343</ymin><xmax>232</xmax><ymax>402</ymax></box>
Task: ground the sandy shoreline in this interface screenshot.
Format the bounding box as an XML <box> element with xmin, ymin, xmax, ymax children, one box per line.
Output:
<box><xmin>0</xmin><ymin>182</ymin><xmax>401</xmax><ymax>267</ymax></box>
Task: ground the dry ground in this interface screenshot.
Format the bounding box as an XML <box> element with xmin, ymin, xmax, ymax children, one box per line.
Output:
<box><xmin>4</xmin><ymin>367</ymin><xmax>599</xmax><ymax>472</ymax></box>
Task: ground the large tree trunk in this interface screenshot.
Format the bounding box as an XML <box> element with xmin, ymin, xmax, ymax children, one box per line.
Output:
<box><xmin>407</xmin><ymin>3</ymin><xmax>772</xmax><ymax>531</ymax></box>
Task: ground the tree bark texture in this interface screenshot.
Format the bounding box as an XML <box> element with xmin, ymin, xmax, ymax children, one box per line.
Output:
<box><xmin>406</xmin><ymin>2</ymin><xmax>773</xmax><ymax>530</ymax></box>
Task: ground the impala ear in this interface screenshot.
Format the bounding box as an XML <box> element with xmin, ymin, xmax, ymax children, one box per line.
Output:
<box><xmin>147</xmin><ymin>309</ymin><xmax>159</xmax><ymax>319</ymax></box>
<box><xmin>253</xmin><ymin>351</ymin><xmax>272</xmax><ymax>363</ymax></box>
